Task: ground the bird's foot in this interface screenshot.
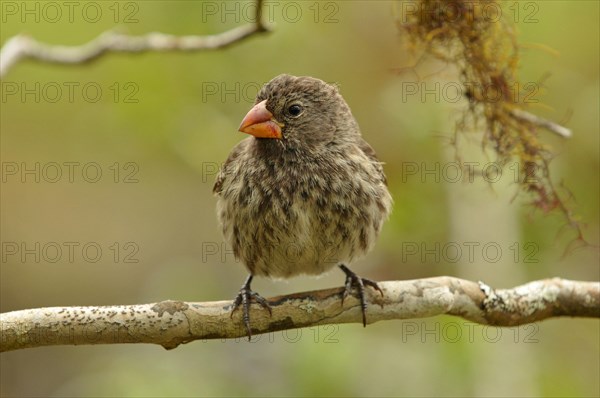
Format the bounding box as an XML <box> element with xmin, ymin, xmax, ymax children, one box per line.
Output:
<box><xmin>230</xmin><ymin>275</ymin><xmax>272</xmax><ymax>340</ymax></box>
<box><xmin>339</xmin><ymin>264</ymin><xmax>384</xmax><ymax>327</ymax></box>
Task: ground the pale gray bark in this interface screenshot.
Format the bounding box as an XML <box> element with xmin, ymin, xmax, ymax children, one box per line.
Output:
<box><xmin>0</xmin><ymin>0</ymin><xmax>269</xmax><ymax>77</ymax></box>
<box><xmin>1</xmin><ymin>277</ymin><xmax>598</xmax><ymax>352</ymax></box>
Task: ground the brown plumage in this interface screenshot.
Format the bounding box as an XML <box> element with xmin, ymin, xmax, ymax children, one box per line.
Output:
<box><xmin>214</xmin><ymin>74</ymin><xmax>392</xmax><ymax>337</ymax></box>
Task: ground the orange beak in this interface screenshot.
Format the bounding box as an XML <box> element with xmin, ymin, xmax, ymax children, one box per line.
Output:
<box><xmin>238</xmin><ymin>100</ymin><xmax>283</xmax><ymax>139</ymax></box>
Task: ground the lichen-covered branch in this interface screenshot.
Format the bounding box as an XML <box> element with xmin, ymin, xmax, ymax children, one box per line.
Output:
<box><xmin>1</xmin><ymin>277</ymin><xmax>597</xmax><ymax>352</ymax></box>
<box><xmin>0</xmin><ymin>0</ymin><xmax>269</xmax><ymax>78</ymax></box>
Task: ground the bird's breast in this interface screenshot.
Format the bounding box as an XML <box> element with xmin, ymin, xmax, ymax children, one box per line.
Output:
<box><xmin>217</xmin><ymin>149</ymin><xmax>391</xmax><ymax>278</ymax></box>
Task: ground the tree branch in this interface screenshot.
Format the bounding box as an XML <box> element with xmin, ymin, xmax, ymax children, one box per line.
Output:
<box><xmin>1</xmin><ymin>277</ymin><xmax>597</xmax><ymax>352</ymax></box>
<box><xmin>508</xmin><ymin>108</ymin><xmax>572</xmax><ymax>139</ymax></box>
<box><xmin>0</xmin><ymin>0</ymin><xmax>269</xmax><ymax>78</ymax></box>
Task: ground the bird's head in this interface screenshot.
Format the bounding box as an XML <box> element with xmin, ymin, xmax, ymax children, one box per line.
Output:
<box><xmin>238</xmin><ymin>74</ymin><xmax>358</xmax><ymax>150</ymax></box>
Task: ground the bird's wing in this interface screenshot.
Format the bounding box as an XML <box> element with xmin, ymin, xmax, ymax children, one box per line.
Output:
<box><xmin>213</xmin><ymin>138</ymin><xmax>250</xmax><ymax>195</ymax></box>
<box><xmin>357</xmin><ymin>137</ymin><xmax>388</xmax><ymax>185</ymax></box>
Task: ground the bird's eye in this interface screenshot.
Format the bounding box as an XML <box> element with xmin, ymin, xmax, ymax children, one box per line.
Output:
<box><xmin>288</xmin><ymin>104</ymin><xmax>303</xmax><ymax>117</ymax></box>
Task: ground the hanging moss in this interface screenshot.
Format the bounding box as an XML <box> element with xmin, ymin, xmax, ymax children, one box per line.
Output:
<box><xmin>395</xmin><ymin>0</ymin><xmax>584</xmax><ymax>244</ymax></box>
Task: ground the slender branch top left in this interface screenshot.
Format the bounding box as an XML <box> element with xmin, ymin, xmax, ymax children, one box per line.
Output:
<box><xmin>0</xmin><ymin>0</ymin><xmax>270</xmax><ymax>78</ymax></box>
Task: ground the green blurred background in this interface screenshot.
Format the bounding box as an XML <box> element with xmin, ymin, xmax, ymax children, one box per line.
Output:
<box><xmin>1</xmin><ymin>1</ymin><xmax>598</xmax><ymax>396</ymax></box>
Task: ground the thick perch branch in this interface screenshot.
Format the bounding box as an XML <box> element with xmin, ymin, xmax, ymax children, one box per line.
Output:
<box><xmin>1</xmin><ymin>277</ymin><xmax>598</xmax><ymax>352</ymax></box>
<box><xmin>0</xmin><ymin>0</ymin><xmax>269</xmax><ymax>78</ymax></box>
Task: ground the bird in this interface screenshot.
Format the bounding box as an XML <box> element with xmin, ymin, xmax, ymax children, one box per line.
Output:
<box><xmin>213</xmin><ymin>74</ymin><xmax>393</xmax><ymax>338</ymax></box>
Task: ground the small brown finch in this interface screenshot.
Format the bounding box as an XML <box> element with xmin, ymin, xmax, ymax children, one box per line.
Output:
<box><xmin>214</xmin><ymin>74</ymin><xmax>392</xmax><ymax>337</ymax></box>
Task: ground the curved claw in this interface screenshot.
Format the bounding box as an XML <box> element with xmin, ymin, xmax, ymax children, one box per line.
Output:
<box><xmin>339</xmin><ymin>264</ymin><xmax>383</xmax><ymax>327</ymax></box>
<box><xmin>230</xmin><ymin>275</ymin><xmax>272</xmax><ymax>340</ymax></box>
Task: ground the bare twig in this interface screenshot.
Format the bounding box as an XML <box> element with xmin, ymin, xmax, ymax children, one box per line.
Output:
<box><xmin>1</xmin><ymin>277</ymin><xmax>597</xmax><ymax>352</ymax></box>
<box><xmin>509</xmin><ymin>108</ymin><xmax>572</xmax><ymax>138</ymax></box>
<box><xmin>0</xmin><ymin>0</ymin><xmax>269</xmax><ymax>78</ymax></box>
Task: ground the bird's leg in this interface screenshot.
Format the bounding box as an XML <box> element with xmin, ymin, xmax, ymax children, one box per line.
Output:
<box><xmin>230</xmin><ymin>274</ymin><xmax>272</xmax><ymax>340</ymax></box>
<box><xmin>339</xmin><ymin>264</ymin><xmax>384</xmax><ymax>327</ymax></box>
